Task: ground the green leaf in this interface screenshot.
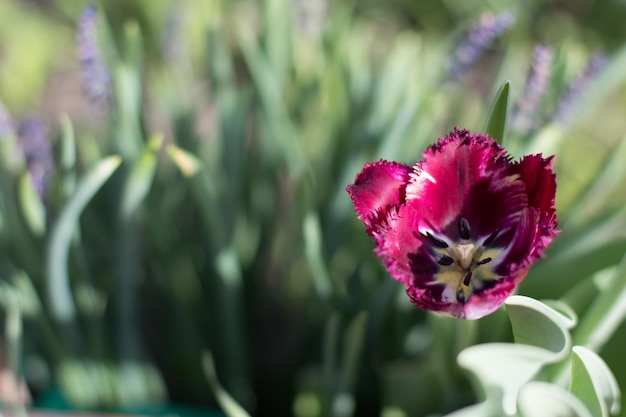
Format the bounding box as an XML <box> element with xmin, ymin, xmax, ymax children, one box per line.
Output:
<box><xmin>570</xmin><ymin>346</ymin><xmax>621</xmax><ymax>417</ymax></box>
<box><xmin>457</xmin><ymin>343</ymin><xmax>558</xmax><ymax>415</ymax></box>
<box><xmin>518</xmin><ymin>382</ymin><xmax>594</xmax><ymax>417</ymax></box>
<box><xmin>449</xmin><ymin>297</ymin><xmax>577</xmax><ymax>414</ymax></box>
<box><xmin>120</xmin><ymin>134</ymin><xmax>162</xmax><ymax>219</ymax></box>
<box><xmin>505</xmin><ymin>295</ymin><xmax>574</xmax><ymax>356</ymax></box>
<box><xmin>303</xmin><ymin>211</ymin><xmax>333</xmax><ymax>299</ymax></box>
<box><xmin>202</xmin><ymin>351</ymin><xmax>251</xmax><ymax>417</ymax></box>
<box><xmin>60</xmin><ymin>115</ymin><xmax>77</xmax><ymax>199</ymax></box>
<box><xmin>337</xmin><ymin>311</ymin><xmax>368</xmax><ymax>415</ymax></box>
<box><xmin>443</xmin><ymin>388</ymin><xmax>503</xmax><ymax>417</ymax></box>
<box><xmin>18</xmin><ymin>173</ymin><xmax>46</xmax><ymax>236</ymax></box>
<box><xmin>46</xmin><ymin>156</ymin><xmax>122</xmax><ymax>323</ymax></box>
<box><xmin>168</xmin><ymin>144</ymin><xmax>203</xmax><ymax>177</ymax></box>
<box><xmin>483</xmin><ymin>80</ymin><xmax>510</xmax><ymax>145</ymax></box>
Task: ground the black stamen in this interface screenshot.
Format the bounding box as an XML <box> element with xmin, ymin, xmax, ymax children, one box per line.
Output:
<box><xmin>456</xmin><ymin>290</ymin><xmax>467</xmax><ymax>304</ymax></box>
<box><xmin>476</xmin><ymin>257</ymin><xmax>492</xmax><ymax>266</ymax></box>
<box><xmin>482</xmin><ymin>227</ymin><xmax>501</xmax><ymax>246</ymax></box>
<box><xmin>458</xmin><ymin>218</ymin><xmax>471</xmax><ymax>240</ymax></box>
<box><xmin>426</xmin><ymin>232</ymin><xmax>448</xmax><ymax>248</ymax></box>
<box><xmin>463</xmin><ymin>271</ymin><xmax>472</xmax><ymax>286</ymax></box>
<box><xmin>435</xmin><ymin>254</ymin><xmax>454</xmax><ymax>266</ymax></box>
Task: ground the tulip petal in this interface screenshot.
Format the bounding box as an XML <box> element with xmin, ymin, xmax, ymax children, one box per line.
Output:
<box><xmin>406</xmin><ymin>128</ymin><xmax>527</xmax><ymax>240</ymax></box>
<box><xmin>347</xmin><ymin>160</ymin><xmax>412</xmax><ymax>230</ymax></box>
<box><xmin>371</xmin><ymin>205</ymin><xmax>431</xmax><ymax>286</ymax></box>
<box><xmin>516</xmin><ymin>154</ymin><xmax>557</xmax><ymax>216</ymax></box>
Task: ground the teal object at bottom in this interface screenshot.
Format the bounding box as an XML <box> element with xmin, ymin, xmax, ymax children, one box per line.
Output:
<box><xmin>34</xmin><ymin>388</ymin><xmax>225</xmax><ymax>417</ymax></box>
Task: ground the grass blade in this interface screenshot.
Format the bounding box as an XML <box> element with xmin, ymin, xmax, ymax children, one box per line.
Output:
<box><xmin>46</xmin><ymin>156</ymin><xmax>122</xmax><ymax>323</ymax></box>
<box><xmin>483</xmin><ymin>81</ymin><xmax>510</xmax><ymax>145</ymax></box>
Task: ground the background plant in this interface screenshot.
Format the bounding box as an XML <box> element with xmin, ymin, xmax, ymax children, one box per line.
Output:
<box><xmin>0</xmin><ymin>0</ymin><xmax>625</xmax><ymax>416</ymax></box>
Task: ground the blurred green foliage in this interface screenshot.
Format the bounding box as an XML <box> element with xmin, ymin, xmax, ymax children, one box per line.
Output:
<box><xmin>0</xmin><ymin>0</ymin><xmax>625</xmax><ymax>416</ymax></box>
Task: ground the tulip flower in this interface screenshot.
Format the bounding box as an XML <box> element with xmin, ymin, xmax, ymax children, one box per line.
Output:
<box><xmin>347</xmin><ymin>128</ymin><xmax>558</xmax><ymax>319</ymax></box>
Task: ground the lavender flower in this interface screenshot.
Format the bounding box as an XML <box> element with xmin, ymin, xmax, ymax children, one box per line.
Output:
<box><xmin>554</xmin><ymin>52</ymin><xmax>608</xmax><ymax>126</ymax></box>
<box><xmin>511</xmin><ymin>45</ymin><xmax>554</xmax><ymax>134</ymax></box>
<box><xmin>76</xmin><ymin>4</ymin><xmax>112</xmax><ymax>108</ymax></box>
<box><xmin>17</xmin><ymin>117</ymin><xmax>54</xmax><ymax>198</ymax></box>
<box><xmin>448</xmin><ymin>11</ymin><xmax>516</xmax><ymax>80</ymax></box>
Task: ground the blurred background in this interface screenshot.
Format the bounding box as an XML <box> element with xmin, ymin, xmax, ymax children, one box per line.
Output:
<box><xmin>0</xmin><ymin>0</ymin><xmax>626</xmax><ymax>416</ymax></box>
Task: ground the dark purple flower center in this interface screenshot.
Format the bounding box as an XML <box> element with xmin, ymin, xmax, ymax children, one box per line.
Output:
<box><xmin>424</xmin><ymin>218</ymin><xmax>503</xmax><ymax>304</ymax></box>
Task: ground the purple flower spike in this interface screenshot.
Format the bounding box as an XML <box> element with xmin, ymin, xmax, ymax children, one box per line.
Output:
<box><xmin>512</xmin><ymin>45</ymin><xmax>554</xmax><ymax>133</ymax></box>
<box><xmin>347</xmin><ymin>128</ymin><xmax>558</xmax><ymax>319</ymax></box>
<box><xmin>448</xmin><ymin>11</ymin><xmax>516</xmax><ymax>79</ymax></box>
<box><xmin>77</xmin><ymin>4</ymin><xmax>112</xmax><ymax>108</ymax></box>
<box><xmin>18</xmin><ymin>117</ymin><xmax>54</xmax><ymax>198</ymax></box>
<box><xmin>554</xmin><ymin>52</ymin><xmax>608</xmax><ymax>126</ymax></box>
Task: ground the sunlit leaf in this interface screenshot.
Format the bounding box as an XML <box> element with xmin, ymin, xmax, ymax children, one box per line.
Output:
<box><xmin>570</xmin><ymin>346</ymin><xmax>621</xmax><ymax>417</ymax></box>
<box><xmin>46</xmin><ymin>156</ymin><xmax>122</xmax><ymax>322</ymax></box>
<box><xmin>457</xmin><ymin>343</ymin><xmax>556</xmax><ymax>415</ymax></box>
<box><xmin>483</xmin><ymin>80</ymin><xmax>510</xmax><ymax>145</ymax></box>
<box><xmin>120</xmin><ymin>134</ymin><xmax>162</xmax><ymax>219</ymax></box>
<box><xmin>518</xmin><ymin>382</ymin><xmax>594</xmax><ymax>417</ymax></box>
<box><xmin>18</xmin><ymin>173</ymin><xmax>45</xmax><ymax>236</ymax></box>
<box><xmin>505</xmin><ymin>295</ymin><xmax>573</xmax><ymax>355</ymax></box>
<box><xmin>443</xmin><ymin>387</ymin><xmax>503</xmax><ymax>417</ymax></box>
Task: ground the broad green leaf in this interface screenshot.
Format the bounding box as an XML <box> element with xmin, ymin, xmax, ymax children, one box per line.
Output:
<box><xmin>570</xmin><ymin>346</ymin><xmax>621</xmax><ymax>417</ymax></box>
<box><xmin>443</xmin><ymin>388</ymin><xmax>503</xmax><ymax>417</ymax></box>
<box><xmin>46</xmin><ymin>156</ymin><xmax>122</xmax><ymax>322</ymax></box>
<box><xmin>505</xmin><ymin>295</ymin><xmax>573</xmax><ymax>356</ymax></box>
<box><xmin>518</xmin><ymin>382</ymin><xmax>594</xmax><ymax>417</ymax></box>
<box><xmin>483</xmin><ymin>80</ymin><xmax>510</xmax><ymax>145</ymax></box>
<box><xmin>449</xmin><ymin>297</ymin><xmax>578</xmax><ymax>414</ymax></box>
<box><xmin>457</xmin><ymin>343</ymin><xmax>557</xmax><ymax>415</ymax></box>
<box><xmin>18</xmin><ymin>173</ymin><xmax>46</xmax><ymax>236</ymax></box>
<box><xmin>540</xmin><ymin>300</ymin><xmax>578</xmax><ymax>329</ymax></box>
<box><xmin>202</xmin><ymin>351</ymin><xmax>252</xmax><ymax>417</ymax></box>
